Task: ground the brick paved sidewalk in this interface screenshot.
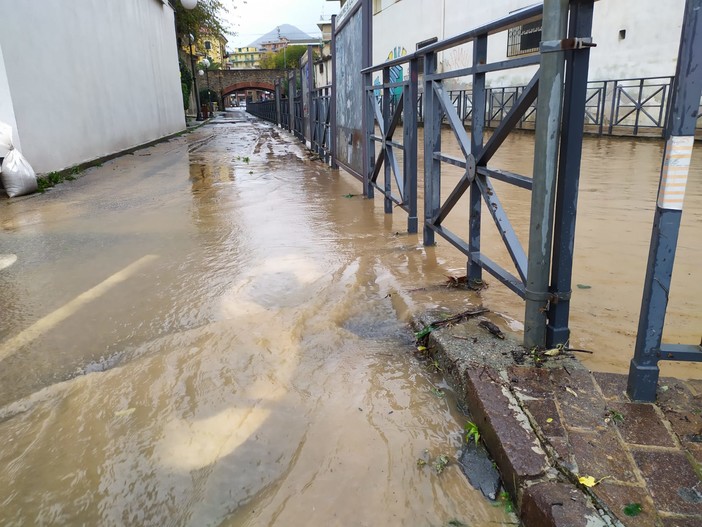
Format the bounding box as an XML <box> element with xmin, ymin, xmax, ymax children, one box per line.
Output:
<box><xmin>511</xmin><ymin>367</ymin><xmax>702</xmax><ymax>526</ymax></box>
<box><xmin>420</xmin><ymin>314</ymin><xmax>702</xmax><ymax>527</ymax></box>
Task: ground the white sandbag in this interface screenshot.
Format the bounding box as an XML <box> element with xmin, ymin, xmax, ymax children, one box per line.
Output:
<box><xmin>0</xmin><ymin>122</ymin><xmax>37</xmax><ymax>198</ymax></box>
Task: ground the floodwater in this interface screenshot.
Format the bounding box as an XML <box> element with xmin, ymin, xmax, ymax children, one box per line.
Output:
<box><xmin>411</xmin><ymin>127</ymin><xmax>701</xmax><ymax>377</ymax></box>
<box><xmin>0</xmin><ymin>112</ymin><xmax>513</xmax><ymax>526</ymax></box>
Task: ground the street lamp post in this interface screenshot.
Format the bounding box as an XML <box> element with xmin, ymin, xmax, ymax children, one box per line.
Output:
<box><xmin>198</xmin><ymin>69</ymin><xmax>206</xmax><ymax>117</ymax></box>
<box><xmin>189</xmin><ymin>34</ymin><xmax>203</xmax><ymax>121</ymax></box>
<box><xmin>202</xmin><ymin>58</ymin><xmax>213</xmax><ymax>115</ymax></box>
<box><xmin>180</xmin><ymin>0</ymin><xmax>203</xmax><ymax>121</ymax></box>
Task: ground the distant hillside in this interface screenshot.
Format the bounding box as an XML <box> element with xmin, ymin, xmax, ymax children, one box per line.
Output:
<box><xmin>249</xmin><ymin>24</ymin><xmax>318</xmax><ymax>48</ymax></box>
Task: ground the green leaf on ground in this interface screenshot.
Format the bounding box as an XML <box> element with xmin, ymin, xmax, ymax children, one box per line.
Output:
<box><xmin>434</xmin><ymin>454</ymin><xmax>449</xmax><ymax>474</ymax></box>
<box><xmin>623</xmin><ymin>503</ymin><xmax>642</xmax><ymax>517</ymax></box>
<box><xmin>414</xmin><ymin>325</ymin><xmax>433</xmax><ymax>339</ymax></box>
<box><xmin>430</xmin><ymin>387</ymin><xmax>445</xmax><ymax>398</ymax></box>
<box><xmin>576</xmin><ymin>284</ymin><xmax>592</xmax><ymax>289</ymax></box>
<box><xmin>464</xmin><ymin>420</ymin><xmax>480</xmax><ymax>445</ymax></box>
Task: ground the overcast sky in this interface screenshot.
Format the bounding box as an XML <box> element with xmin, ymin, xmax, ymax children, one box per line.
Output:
<box><xmin>224</xmin><ymin>0</ymin><xmax>340</xmax><ymax>48</ymax></box>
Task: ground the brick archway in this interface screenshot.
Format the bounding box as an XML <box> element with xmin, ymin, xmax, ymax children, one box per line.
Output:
<box><xmin>221</xmin><ymin>81</ymin><xmax>275</xmax><ymax>97</ymax></box>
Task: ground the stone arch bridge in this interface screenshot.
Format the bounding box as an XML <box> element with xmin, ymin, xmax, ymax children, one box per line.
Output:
<box><xmin>198</xmin><ymin>69</ymin><xmax>289</xmax><ymax>105</ymax></box>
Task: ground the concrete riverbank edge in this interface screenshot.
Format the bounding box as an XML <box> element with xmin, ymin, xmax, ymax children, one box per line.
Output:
<box><xmin>412</xmin><ymin>311</ymin><xmax>702</xmax><ymax>527</ymax></box>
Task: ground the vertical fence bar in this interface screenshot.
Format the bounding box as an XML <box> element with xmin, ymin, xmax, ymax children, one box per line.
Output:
<box><xmin>599</xmin><ymin>81</ymin><xmax>607</xmax><ymax>135</ymax></box>
<box><xmin>524</xmin><ymin>0</ymin><xmax>569</xmax><ymax>349</ymax></box>
<box><xmin>288</xmin><ymin>70</ymin><xmax>296</xmax><ymax>133</ymax></box>
<box><xmin>608</xmin><ymin>81</ymin><xmax>620</xmax><ymax>135</ymax></box>
<box><xmin>627</xmin><ymin>0</ymin><xmax>702</xmax><ymax>401</ymax></box>
<box><xmin>405</xmin><ymin>58</ymin><xmax>419</xmax><ymax>234</ymax></box>
<box><xmin>362</xmin><ymin>0</ymin><xmax>374</xmax><ymax>198</ymax></box>
<box><xmin>423</xmin><ymin>51</ymin><xmax>440</xmax><ymax>245</ymax></box>
<box><xmin>383</xmin><ymin>67</ymin><xmax>392</xmax><ymax>213</ymax></box>
<box><xmin>306</xmin><ymin>45</ymin><xmax>314</xmax><ymax>145</ymax></box>
<box><xmin>275</xmin><ymin>79</ymin><xmax>282</xmax><ymax>127</ymax></box>
<box><xmin>633</xmin><ymin>77</ymin><xmax>644</xmax><ymax>136</ymax></box>
<box><xmin>468</xmin><ymin>34</ymin><xmax>487</xmax><ymax>284</ymax></box>
<box><xmin>663</xmin><ymin>76</ymin><xmax>675</xmax><ymax>138</ymax></box>
<box><xmin>547</xmin><ymin>0</ymin><xmax>595</xmax><ymax>346</ymax></box>
<box><xmin>330</xmin><ymin>15</ymin><xmax>339</xmax><ymax>169</ymax></box>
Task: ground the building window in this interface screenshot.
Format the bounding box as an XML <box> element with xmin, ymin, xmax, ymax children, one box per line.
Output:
<box><xmin>205</xmin><ymin>41</ymin><xmax>211</xmax><ymax>50</ymax></box>
<box><xmin>506</xmin><ymin>19</ymin><xmax>542</xmax><ymax>57</ymax></box>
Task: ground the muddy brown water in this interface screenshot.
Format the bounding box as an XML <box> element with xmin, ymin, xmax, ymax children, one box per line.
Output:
<box><xmin>0</xmin><ymin>113</ymin><xmax>513</xmax><ymax>525</ymax></box>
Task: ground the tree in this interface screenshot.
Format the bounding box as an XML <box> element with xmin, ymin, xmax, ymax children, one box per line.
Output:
<box><xmin>173</xmin><ymin>0</ymin><xmax>228</xmax><ymax>42</ymax></box>
<box><xmin>259</xmin><ymin>46</ymin><xmax>310</xmax><ymax>70</ymax></box>
<box><xmin>179</xmin><ymin>58</ymin><xmax>192</xmax><ymax>110</ymax></box>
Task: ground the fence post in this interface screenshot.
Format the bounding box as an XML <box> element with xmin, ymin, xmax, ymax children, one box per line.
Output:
<box><xmin>306</xmin><ymin>45</ymin><xmax>314</xmax><ymax>145</ymax></box>
<box><xmin>523</xmin><ymin>0</ymin><xmax>569</xmax><ymax>350</ymax></box>
<box><xmin>598</xmin><ymin>81</ymin><xmax>607</xmax><ymax>135</ymax></box>
<box><xmin>288</xmin><ymin>70</ymin><xmax>296</xmax><ymax>134</ymax></box>
<box><xmin>383</xmin><ymin>67</ymin><xmax>392</xmax><ymax>213</ymax></box>
<box><xmin>362</xmin><ymin>0</ymin><xmax>374</xmax><ymax>198</ymax></box>
<box><xmin>330</xmin><ymin>15</ymin><xmax>339</xmax><ymax>169</ymax></box>
<box><xmin>423</xmin><ymin>51</ymin><xmax>440</xmax><ymax>246</ymax></box>
<box><xmin>468</xmin><ymin>34</ymin><xmax>487</xmax><ymax>285</ymax></box>
<box><xmin>405</xmin><ymin>58</ymin><xmax>419</xmax><ymax>233</ymax></box>
<box><xmin>274</xmin><ymin>79</ymin><xmax>282</xmax><ymax>127</ymax></box>
<box><xmin>627</xmin><ymin>0</ymin><xmax>702</xmax><ymax>402</ymax></box>
<box><xmin>547</xmin><ymin>0</ymin><xmax>595</xmax><ymax>346</ymax></box>
<box><xmin>607</xmin><ymin>80</ymin><xmax>618</xmax><ymax>135</ymax></box>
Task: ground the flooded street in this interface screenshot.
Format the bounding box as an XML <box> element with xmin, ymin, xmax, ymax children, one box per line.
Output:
<box><xmin>0</xmin><ymin>107</ymin><xmax>699</xmax><ymax>525</ymax></box>
<box><xmin>0</xmin><ymin>112</ymin><xmax>511</xmax><ymax>526</ymax></box>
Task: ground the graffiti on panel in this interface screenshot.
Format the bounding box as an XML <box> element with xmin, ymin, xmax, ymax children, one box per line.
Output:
<box><xmin>334</xmin><ymin>7</ymin><xmax>364</xmax><ymax>175</ymax></box>
<box><xmin>373</xmin><ymin>46</ymin><xmax>407</xmax><ymax>102</ymax></box>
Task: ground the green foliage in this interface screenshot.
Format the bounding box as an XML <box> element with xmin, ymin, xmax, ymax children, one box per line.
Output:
<box><xmin>430</xmin><ymin>387</ymin><xmax>445</xmax><ymax>398</ymax></box>
<box><xmin>414</xmin><ymin>325</ymin><xmax>433</xmax><ymax>340</ymax></box>
<box><xmin>497</xmin><ymin>491</ymin><xmax>514</xmax><ymax>513</ymax></box>
<box><xmin>605</xmin><ymin>408</ymin><xmax>625</xmax><ymax>424</ymax></box>
<box><xmin>199</xmin><ymin>88</ymin><xmax>218</xmax><ymax>105</ymax></box>
<box><xmin>38</xmin><ymin>168</ymin><xmax>80</xmax><ymax>192</ymax></box>
<box><xmin>623</xmin><ymin>503</ymin><xmax>642</xmax><ymax>517</ymax></box>
<box><xmin>259</xmin><ymin>45</ymin><xmax>309</xmax><ymax>70</ymax></box>
<box><xmin>433</xmin><ymin>454</ymin><xmax>450</xmax><ymax>474</ymax></box>
<box><xmin>464</xmin><ymin>421</ymin><xmax>480</xmax><ymax>445</ymax></box>
<box><xmin>173</xmin><ymin>0</ymin><xmax>228</xmax><ymax>41</ymax></box>
<box><xmin>179</xmin><ymin>59</ymin><xmax>192</xmax><ymax>111</ymax></box>
<box><xmin>199</xmin><ymin>60</ymin><xmax>221</xmax><ymax>71</ymax></box>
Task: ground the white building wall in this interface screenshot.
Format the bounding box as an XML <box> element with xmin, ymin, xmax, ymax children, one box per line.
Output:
<box><xmin>0</xmin><ymin>0</ymin><xmax>185</xmax><ymax>174</ymax></box>
<box><xmin>372</xmin><ymin>0</ymin><xmax>685</xmax><ymax>88</ymax></box>
<box><xmin>0</xmin><ymin>45</ymin><xmax>19</xmax><ymax>157</ymax></box>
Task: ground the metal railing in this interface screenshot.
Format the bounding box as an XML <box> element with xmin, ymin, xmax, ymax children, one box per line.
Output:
<box><xmin>311</xmin><ymin>86</ymin><xmax>332</xmax><ymax>163</ymax></box>
<box><xmin>421</xmin><ymin>76</ymin><xmax>702</xmax><ymax>137</ymax></box>
<box><xmin>281</xmin><ymin>98</ymin><xmax>290</xmax><ymax>130</ymax></box>
<box><xmin>363</xmin><ymin>63</ymin><xmax>419</xmax><ymax>232</ymax></box>
<box><xmin>246</xmin><ymin>100</ymin><xmax>277</xmax><ymax>122</ymax></box>
<box><xmin>362</xmin><ymin>0</ymin><xmax>596</xmax><ymax>353</ymax></box>
<box><xmin>293</xmin><ymin>95</ymin><xmax>303</xmax><ymax>140</ymax></box>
